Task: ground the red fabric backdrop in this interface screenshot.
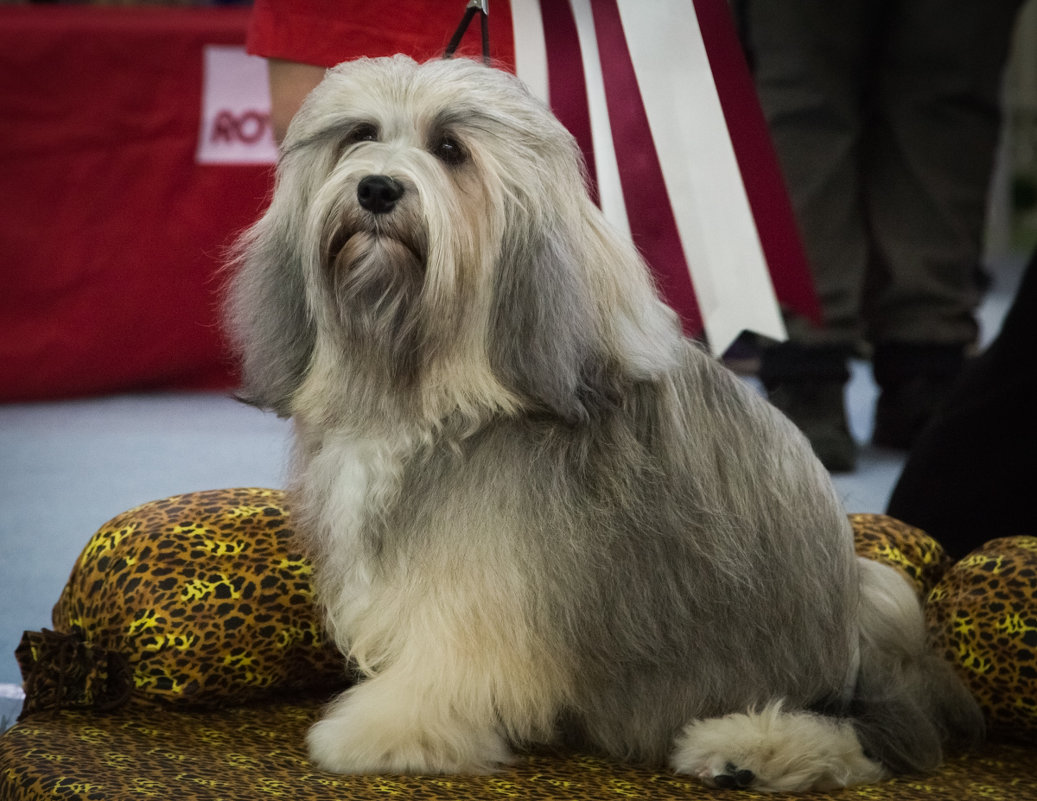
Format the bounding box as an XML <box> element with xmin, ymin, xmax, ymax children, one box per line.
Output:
<box><xmin>1</xmin><ymin>4</ymin><xmax>814</xmax><ymax>402</ymax></box>
<box><xmin>0</xmin><ymin>7</ymin><xmax>268</xmax><ymax>402</ymax></box>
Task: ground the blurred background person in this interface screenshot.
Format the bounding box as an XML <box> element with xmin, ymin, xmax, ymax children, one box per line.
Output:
<box><xmin>737</xmin><ymin>0</ymin><xmax>1027</xmax><ymax>471</ymax></box>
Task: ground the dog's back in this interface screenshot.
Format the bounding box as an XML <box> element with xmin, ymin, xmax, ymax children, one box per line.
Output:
<box><xmin>525</xmin><ymin>344</ymin><xmax>862</xmax><ymax>760</ymax></box>
<box><xmin>474</xmin><ymin>342</ymin><xmax>983</xmax><ymax>786</ymax></box>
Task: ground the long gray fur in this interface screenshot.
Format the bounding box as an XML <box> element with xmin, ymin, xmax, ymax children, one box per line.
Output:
<box><xmin>225</xmin><ymin>55</ymin><xmax>981</xmax><ymax>787</ymax></box>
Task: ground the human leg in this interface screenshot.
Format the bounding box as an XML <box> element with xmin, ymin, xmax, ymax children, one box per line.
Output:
<box><xmin>741</xmin><ymin>0</ymin><xmax>882</xmax><ymax>469</ymax></box>
<box><xmin>862</xmin><ymin>0</ymin><xmax>1025</xmax><ymax>446</ymax></box>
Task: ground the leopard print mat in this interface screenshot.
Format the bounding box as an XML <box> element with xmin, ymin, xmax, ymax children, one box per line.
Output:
<box><xmin>1</xmin><ymin>698</ymin><xmax>1034</xmax><ymax>801</ymax></box>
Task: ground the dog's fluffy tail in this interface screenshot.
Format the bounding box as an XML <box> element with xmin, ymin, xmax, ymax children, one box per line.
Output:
<box><xmin>849</xmin><ymin>557</ymin><xmax>984</xmax><ymax>774</ymax></box>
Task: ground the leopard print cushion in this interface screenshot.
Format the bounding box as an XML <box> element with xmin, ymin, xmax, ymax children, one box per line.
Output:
<box><xmin>927</xmin><ymin>536</ymin><xmax>1037</xmax><ymax>739</ymax></box>
<box><xmin>17</xmin><ymin>488</ymin><xmax>346</xmax><ymax>713</ymax></box>
<box><xmin>14</xmin><ymin>489</ymin><xmax>1035</xmax><ymax>742</ymax></box>
<box><xmin>849</xmin><ymin>513</ymin><xmax>954</xmax><ymax>598</ymax></box>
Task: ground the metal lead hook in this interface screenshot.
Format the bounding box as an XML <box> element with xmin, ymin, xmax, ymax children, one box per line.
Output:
<box><xmin>444</xmin><ymin>0</ymin><xmax>491</xmax><ymax>64</ymax></box>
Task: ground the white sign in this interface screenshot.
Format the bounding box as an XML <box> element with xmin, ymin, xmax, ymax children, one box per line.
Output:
<box><xmin>197</xmin><ymin>45</ymin><xmax>278</xmax><ymax>165</ymax></box>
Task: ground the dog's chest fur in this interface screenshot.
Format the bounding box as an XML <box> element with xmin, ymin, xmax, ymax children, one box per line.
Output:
<box><xmin>292</xmin><ymin>427</ymin><xmax>416</xmax><ymax>649</ymax></box>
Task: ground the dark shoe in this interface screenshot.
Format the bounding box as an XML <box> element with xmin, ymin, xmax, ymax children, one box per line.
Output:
<box><xmin>871</xmin><ymin>343</ymin><xmax>965</xmax><ymax>450</ymax></box>
<box><xmin>722</xmin><ymin>332</ymin><xmax>762</xmax><ymax>376</ymax></box>
<box><xmin>760</xmin><ymin>343</ymin><xmax>856</xmax><ymax>472</ymax></box>
<box><xmin>767</xmin><ymin>380</ymin><xmax>857</xmax><ymax>472</ymax></box>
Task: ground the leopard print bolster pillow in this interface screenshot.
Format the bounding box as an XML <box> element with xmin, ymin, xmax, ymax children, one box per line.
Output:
<box><xmin>927</xmin><ymin>536</ymin><xmax>1037</xmax><ymax>740</ymax></box>
<box><xmin>16</xmin><ymin>488</ymin><xmax>348</xmax><ymax>716</ymax></box>
<box><xmin>851</xmin><ymin>516</ymin><xmax>1036</xmax><ymax>739</ymax></box>
<box><xmin>14</xmin><ymin>491</ymin><xmax>1036</xmax><ymax>738</ymax></box>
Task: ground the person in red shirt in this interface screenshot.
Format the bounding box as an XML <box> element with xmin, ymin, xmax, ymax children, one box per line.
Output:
<box><xmin>248</xmin><ymin>0</ymin><xmax>516</xmax><ymax>142</ymax></box>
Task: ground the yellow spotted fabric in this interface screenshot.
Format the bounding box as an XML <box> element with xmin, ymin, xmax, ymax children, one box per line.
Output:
<box><xmin>1</xmin><ymin>700</ymin><xmax>1035</xmax><ymax>801</ymax></box>
<box><xmin>18</xmin><ymin>488</ymin><xmax>346</xmax><ymax>713</ymax></box>
<box><xmin>927</xmin><ymin>536</ymin><xmax>1037</xmax><ymax>739</ymax></box>
<box><xmin>850</xmin><ymin>513</ymin><xmax>954</xmax><ymax>598</ymax></box>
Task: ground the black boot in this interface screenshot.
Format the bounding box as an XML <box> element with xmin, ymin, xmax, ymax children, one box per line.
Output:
<box><xmin>872</xmin><ymin>343</ymin><xmax>966</xmax><ymax>450</ymax></box>
<box><xmin>760</xmin><ymin>344</ymin><xmax>856</xmax><ymax>472</ymax></box>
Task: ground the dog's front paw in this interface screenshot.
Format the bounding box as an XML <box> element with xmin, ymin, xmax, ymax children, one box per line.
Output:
<box><xmin>670</xmin><ymin>700</ymin><xmax>887</xmax><ymax>792</ymax></box>
<box><xmin>307</xmin><ymin>682</ymin><xmax>512</xmax><ymax>774</ymax></box>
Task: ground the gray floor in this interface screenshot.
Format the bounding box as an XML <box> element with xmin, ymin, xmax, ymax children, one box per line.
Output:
<box><xmin>0</xmin><ymin>252</ymin><xmax>1024</xmax><ymax>727</ymax></box>
<box><xmin>0</xmin><ymin>394</ymin><xmax>292</xmax><ymax>726</ymax></box>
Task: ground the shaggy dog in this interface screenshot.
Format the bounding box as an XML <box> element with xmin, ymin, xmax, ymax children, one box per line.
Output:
<box><xmin>226</xmin><ymin>55</ymin><xmax>981</xmax><ymax>791</ymax></box>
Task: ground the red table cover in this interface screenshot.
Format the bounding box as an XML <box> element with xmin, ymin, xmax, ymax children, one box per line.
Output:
<box><xmin>1</xmin><ymin>7</ymin><xmax>267</xmax><ymax>401</ymax></box>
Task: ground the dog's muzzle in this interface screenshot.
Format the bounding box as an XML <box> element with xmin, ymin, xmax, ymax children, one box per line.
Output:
<box><xmin>357</xmin><ymin>175</ymin><xmax>405</xmax><ymax>215</ymax></box>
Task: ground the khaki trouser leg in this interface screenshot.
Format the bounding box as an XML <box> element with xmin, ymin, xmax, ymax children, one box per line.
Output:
<box><xmin>861</xmin><ymin>0</ymin><xmax>1024</xmax><ymax>346</ymax></box>
<box><xmin>742</xmin><ymin>0</ymin><xmax>1023</xmax><ymax>351</ymax></box>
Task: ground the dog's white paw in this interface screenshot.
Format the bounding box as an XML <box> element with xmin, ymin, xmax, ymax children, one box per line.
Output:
<box><xmin>307</xmin><ymin>680</ymin><xmax>512</xmax><ymax>774</ymax></box>
<box><xmin>670</xmin><ymin>700</ymin><xmax>887</xmax><ymax>792</ymax></box>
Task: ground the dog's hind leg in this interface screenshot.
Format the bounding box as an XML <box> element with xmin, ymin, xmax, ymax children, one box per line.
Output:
<box><xmin>671</xmin><ymin>557</ymin><xmax>983</xmax><ymax>790</ymax></box>
<box><xmin>670</xmin><ymin>700</ymin><xmax>886</xmax><ymax>792</ymax></box>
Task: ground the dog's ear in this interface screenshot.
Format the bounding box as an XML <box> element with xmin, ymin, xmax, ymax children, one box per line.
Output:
<box><xmin>489</xmin><ymin>192</ymin><xmax>680</xmax><ymax>424</ymax></box>
<box><xmin>224</xmin><ymin>193</ymin><xmax>316</xmax><ymax>417</ymax></box>
<box><xmin>490</xmin><ymin>221</ymin><xmax>606</xmax><ymax>423</ymax></box>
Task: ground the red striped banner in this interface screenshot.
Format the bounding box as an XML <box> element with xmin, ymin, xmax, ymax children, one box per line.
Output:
<box><xmin>511</xmin><ymin>0</ymin><xmax>819</xmax><ymax>352</ymax></box>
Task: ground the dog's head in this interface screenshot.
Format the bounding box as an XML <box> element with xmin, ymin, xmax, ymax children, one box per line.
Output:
<box><xmin>226</xmin><ymin>55</ymin><xmax>679</xmax><ymax>426</ymax></box>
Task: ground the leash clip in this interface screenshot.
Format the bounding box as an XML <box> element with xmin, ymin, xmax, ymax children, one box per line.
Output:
<box><xmin>444</xmin><ymin>0</ymin><xmax>491</xmax><ymax>64</ymax></box>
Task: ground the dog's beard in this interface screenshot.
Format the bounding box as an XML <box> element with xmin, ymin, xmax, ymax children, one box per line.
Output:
<box><xmin>312</xmin><ymin>160</ymin><xmax>499</xmax><ymax>406</ymax></box>
<box><xmin>329</xmin><ymin>229</ymin><xmax>427</xmax><ymax>384</ymax></box>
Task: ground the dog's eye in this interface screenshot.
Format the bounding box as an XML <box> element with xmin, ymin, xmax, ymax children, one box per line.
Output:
<box><xmin>431</xmin><ymin>136</ymin><xmax>467</xmax><ymax>166</ymax></box>
<box><xmin>344</xmin><ymin>124</ymin><xmax>379</xmax><ymax>146</ymax></box>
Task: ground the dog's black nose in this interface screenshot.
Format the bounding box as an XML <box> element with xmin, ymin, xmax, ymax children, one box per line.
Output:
<box><xmin>357</xmin><ymin>175</ymin><xmax>404</xmax><ymax>214</ymax></box>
